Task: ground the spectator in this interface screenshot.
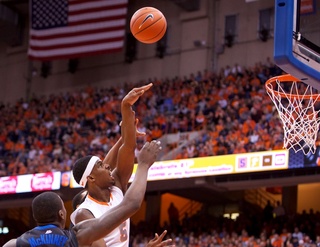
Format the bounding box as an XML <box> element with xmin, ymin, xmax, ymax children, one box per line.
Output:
<box><xmin>273</xmin><ymin>200</ymin><xmax>286</xmax><ymax>220</ymax></box>
<box><xmin>263</xmin><ymin>200</ymin><xmax>274</xmax><ymax>223</ymax></box>
<box><xmin>168</xmin><ymin>202</ymin><xmax>179</xmax><ymax>226</ymax></box>
<box><xmin>0</xmin><ymin>159</ymin><xmax>7</xmax><ymax>176</ymax></box>
<box><xmin>175</xmin><ymin>146</ymin><xmax>189</xmax><ymax>160</ymax></box>
<box><xmin>293</xmin><ymin>227</ymin><xmax>304</xmax><ymax>241</ymax></box>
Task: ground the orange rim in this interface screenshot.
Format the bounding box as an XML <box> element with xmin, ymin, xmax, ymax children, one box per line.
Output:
<box><xmin>265</xmin><ymin>74</ymin><xmax>320</xmax><ymax>100</ymax></box>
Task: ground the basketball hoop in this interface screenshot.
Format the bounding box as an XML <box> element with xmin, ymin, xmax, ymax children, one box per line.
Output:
<box><xmin>265</xmin><ymin>74</ymin><xmax>320</xmax><ymax>155</ymax></box>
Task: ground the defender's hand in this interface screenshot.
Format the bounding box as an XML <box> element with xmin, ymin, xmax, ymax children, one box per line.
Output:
<box><xmin>147</xmin><ymin>230</ymin><xmax>174</xmax><ymax>247</ymax></box>
<box><xmin>137</xmin><ymin>140</ymin><xmax>162</xmax><ymax>168</ymax></box>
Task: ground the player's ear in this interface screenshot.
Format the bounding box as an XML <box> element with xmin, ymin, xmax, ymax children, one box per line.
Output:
<box><xmin>87</xmin><ymin>175</ymin><xmax>95</xmax><ymax>183</ymax></box>
<box><xmin>58</xmin><ymin>209</ymin><xmax>65</xmax><ymax>220</ymax></box>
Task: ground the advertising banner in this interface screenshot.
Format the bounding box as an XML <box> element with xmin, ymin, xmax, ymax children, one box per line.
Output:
<box><xmin>0</xmin><ymin>172</ymin><xmax>61</xmax><ymax>195</ymax></box>
<box><xmin>65</xmin><ymin>149</ymin><xmax>289</xmax><ymax>187</ymax></box>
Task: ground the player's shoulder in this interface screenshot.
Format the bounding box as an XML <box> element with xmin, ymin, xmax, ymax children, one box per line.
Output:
<box><xmin>75</xmin><ymin>207</ymin><xmax>94</xmax><ymax>219</ymax></box>
<box><xmin>71</xmin><ymin>207</ymin><xmax>95</xmax><ymax>225</ymax></box>
<box><xmin>3</xmin><ymin>239</ymin><xmax>17</xmax><ymax>247</ymax></box>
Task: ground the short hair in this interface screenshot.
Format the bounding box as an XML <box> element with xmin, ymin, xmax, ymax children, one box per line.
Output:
<box><xmin>72</xmin><ymin>190</ymin><xmax>88</xmax><ymax>210</ymax></box>
<box><xmin>32</xmin><ymin>192</ymin><xmax>62</xmax><ymax>224</ymax></box>
<box><xmin>72</xmin><ymin>156</ymin><xmax>93</xmax><ymax>185</ymax></box>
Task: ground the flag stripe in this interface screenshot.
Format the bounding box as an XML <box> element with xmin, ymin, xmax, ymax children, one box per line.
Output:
<box><xmin>69</xmin><ymin>15</ymin><xmax>127</xmax><ymax>26</ymax></box>
<box><xmin>29</xmin><ymin>47</ymin><xmax>123</xmax><ymax>61</ymax></box>
<box><xmin>30</xmin><ymin>42</ymin><xmax>124</xmax><ymax>57</ymax></box>
<box><xmin>30</xmin><ymin>36</ymin><xmax>124</xmax><ymax>50</ymax></box>
<box><xmin>68</xmin><ymin>0</ymin><xmax>128</xmax><ymax>10</ymax></box>
<box><xmin>30</xmin><ymin>30</ymin><xmax>125</xmax><ymax>47</ymax></box>
<box><xmin>28</xmin><ymin>0</ymin><xmax>128</xmax><ymax>61</ymax></box>
<box><xmin>69</xmin><ymin>3</ymin><xmax>127</xmax><ymax>15</ymax></box>
<box><xmin>30</xmin><ymin>19</ymin><xmax>125</xmax><ymax>37</ymax></box>
<box><xmin>31</xmin><ymin>25</ymin><xmax>125</xmax><ymax>41</ymax></box>
<box><xmin>68</xmin><ymin>7</ymin><xmax>127</xmax><ymax>23</ymax></box>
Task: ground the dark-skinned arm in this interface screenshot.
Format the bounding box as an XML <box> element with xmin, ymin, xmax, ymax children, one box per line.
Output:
<box><xmin>112</xmin><ymin>83</ymin><xmax>153</xmax><ymax>192</ymax></box>
<box><xmin>103</xmin><ymin>136</ymin><xmax>123</xmax><ymax>171</ymax></box>
<box><xmin>104</xmin><ymin>119</ymin><xmax>146</xmax><ymax>171</ymax></box>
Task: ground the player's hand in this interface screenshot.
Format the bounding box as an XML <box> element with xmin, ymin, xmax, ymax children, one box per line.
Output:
<box><xmin>137</xmin><ymin>140</ymin><xmax>161</xmax><ymax>168</ymax></box>
<box><xmin>122</xmin><ymin>83</ymin><xmax>153</xmax><ymax>106</ymax></box>
<box><xmin>147</xmin><ymin>230</ymin><xmax>174</xmax><ymax>247</ymax></box>
<box><xmin>119</xmin><ymin>119</ymin><xmax>146</xmax><ymax>137</ymax></box>
<box><xmin>135</xmin><ymin>118</ymin><xmax>146</xmax><ymax>137</ymax></box>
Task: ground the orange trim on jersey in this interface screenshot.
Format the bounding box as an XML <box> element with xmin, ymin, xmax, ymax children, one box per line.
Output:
<box><xmin>87</xmin><ymin>193</ymin><xmax>112</xmax><ymax>206</ymax></box>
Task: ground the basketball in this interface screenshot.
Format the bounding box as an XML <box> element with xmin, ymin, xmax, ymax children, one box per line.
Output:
<box><xmin>130</xmin><ymin>7</ymin><xmax>167</xmax><ymax>44</ymax></box>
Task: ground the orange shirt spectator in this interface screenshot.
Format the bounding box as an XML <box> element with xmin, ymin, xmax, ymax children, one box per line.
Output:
<box><xmin>43</xmin><ymin>141</ymin><xmax>53</xmax><ymax>154</ymax></box>
<box><xmin>5</xmin><ymin>140</ymin><xmax>14</xmax><ymax>151</ymax></box>
<box><xmin>150</xmin><ymin>125</ymin><xmax>163</xmax><ymax>140</ymax></box>
<box><xmin>7</xmin><ymin>161</ymin><xmax>16</xmax><ymax>175</ymax></box>
<box><xmin>14</xmin><ymin>141</ymin><xmax>25</xmax><ymax>153</ymax></box>
<box><xmin>85</xmin><ymin>108</ymin><xmax>97</xmax><ymax>120</ymax></box>
<box><xmin>273</xmin><ymin>140</ymin><xmax>284</xmax><ymax>150</ymax></box>
<box><xmin>18</xmin><ymin>162</ymin><xmax>27</xmax><ymax>175</ymax></box>
<box><xmin>195</xmin><ymin>111</ymin><xmax>206</xmax><ymax>130</ymax></box>
<box><xmin>250</xmin><ymin>75</ymin><xmax>261</xmax><ymax>87</ymax></box>
<box><xmin>271</xmin><ymin>235</ymin><xmax>282</xmax><ymax>247</ymax></box>
<box><xmin>155</xmin><ymin>114</ymin><xmax>166</xmax><ymax>129</ymax></box>
<box><xmin>175</xmin><ymin>147</ymin><xmax>189</xmax><ymax>160</ymax></box>
<box><xmin>233</xmin><ymin>143</ymin><xmax>247</xmax><ymax>154</ymax></box>
<box><xmin>0</xmin><ymin>130</ymin><xmax>7</xmax><ymax>143</ymax></box>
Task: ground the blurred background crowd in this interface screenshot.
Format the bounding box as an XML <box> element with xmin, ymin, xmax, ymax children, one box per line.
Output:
<box><xmin>130</xmin><ymin>202</ymin><xmax>320</xmax><ymax>247</ymax></box>
<box><xmin>0</xmin><ymin>58</ymin><xmax>294</xmax><ymax>177</ymax></box>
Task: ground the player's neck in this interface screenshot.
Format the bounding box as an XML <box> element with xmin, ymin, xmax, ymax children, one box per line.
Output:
<box><xmin>88</xmin><ymin>188</ymin><xmax>111</xmax><ymax>203</ymax></box>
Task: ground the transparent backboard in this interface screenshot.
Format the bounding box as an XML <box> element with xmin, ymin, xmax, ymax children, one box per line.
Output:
<box><xmin>274</xmin><ymin>0</ymin><xmax>320</xmax><ymax>90</ymax></box>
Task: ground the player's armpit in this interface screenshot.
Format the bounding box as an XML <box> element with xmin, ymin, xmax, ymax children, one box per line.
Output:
<box><xmin>74</xmin><ymin>208</ymin><xmax>95</xmax><ymax>224</ymax></box>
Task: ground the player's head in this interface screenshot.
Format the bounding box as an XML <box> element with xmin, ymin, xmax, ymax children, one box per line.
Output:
<box><xmin>72</xmin><ymin>190</ymin><xmax>88</xmax><ymax>210</ymax></box>
<box><xmin>72</xmin><ymin>155</ymin><xmax>100</xmax><ymax>188</ymax></box>
<box><xmin>32</xmin><ymin>192</ymin><xmax>66</xmax><ymax>228</ymax></box>
<box><xmin>73</xmin><ymin>155</ymin><xmax>115</xmax><ymax>190</ymax></box>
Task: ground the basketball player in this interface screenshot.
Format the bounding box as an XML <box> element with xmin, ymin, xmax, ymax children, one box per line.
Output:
<box><xmin>3</xmin><ymin>141</ymin><xmax>172</xmax><ymax>247</ymax></box>
<box><xmin>72</xmin><ymin>190</ymin><xmax>88</xmax><ymax>211</ymax></box>
<box><xmin>71</xmin><ymin>83</ymin><xmax>153</xmax><ymax>247</ymax></box>
<box><xmin>68</xmin><ymin>190</ymin><xmax>88</xmax><ymax>230</ymax></box>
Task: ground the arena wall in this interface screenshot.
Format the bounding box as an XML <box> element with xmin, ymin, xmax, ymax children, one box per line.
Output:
<box><xmin>0</xmin><ymin>0</ymin><xmax>276</xmax><ymax>103</ymax></box>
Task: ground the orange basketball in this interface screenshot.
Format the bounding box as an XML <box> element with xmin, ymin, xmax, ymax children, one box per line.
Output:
<box><xmin>130</xmin><ymin>7</ymin><xmax>167</xmax><ymax>44</ymax></box>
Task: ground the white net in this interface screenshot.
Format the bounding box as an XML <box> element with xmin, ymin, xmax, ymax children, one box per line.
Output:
<box><xmin>266</xmin><ymin>76</ymin><xmax>320</xmax><ymax>155</ymax></box>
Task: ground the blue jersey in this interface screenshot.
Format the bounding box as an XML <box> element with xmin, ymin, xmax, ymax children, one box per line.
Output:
<box><xmin>16</xmin><ymin>224</ymin><xmax>78</xmax><ymax>247</ymax></box>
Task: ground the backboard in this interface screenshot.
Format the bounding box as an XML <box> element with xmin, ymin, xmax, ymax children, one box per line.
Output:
<box><xmin>274</xmin><ymin>0</ymin><xmax>320</xmax><ymax>90</ymax></box>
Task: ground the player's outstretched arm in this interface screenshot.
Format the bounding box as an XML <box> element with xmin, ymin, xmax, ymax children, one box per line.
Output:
<box><xmin>74</xmin><ymin>140</ymin><xmax>161</xmax><ymax>245</ymax></box>
<box><xmin>113</xmin><ymin>83</ymin><xmax>153</xmax><ymax>192</ymax></box>
<box><xmin>105</xmin><ymin>119</ymin><xmax>146</xmax><ymax>171</ymax></box>
<box><xmin>103</xmin><ymin>136</ymin><xmax>123</xmax><ymax>171</ymax></box>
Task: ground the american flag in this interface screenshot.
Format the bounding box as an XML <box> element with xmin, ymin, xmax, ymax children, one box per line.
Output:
<box><xmin>28</xmin><ymin>0</ymin><xmax>128</xmax><ymax>61</ymax></box>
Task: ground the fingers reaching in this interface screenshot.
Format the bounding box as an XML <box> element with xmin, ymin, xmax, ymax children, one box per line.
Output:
<box><xmin>150</xmin><ymin>140</ymin><xmax>162</xmax><ymax>150</ymax></box>
<box><xmin>147</xmin><ymin>230</ymin><xmax>174</xmax><ymax>247</ymax></box>
<box><xmin>131</xmin><ymin>83</ymin><xmax>153</xmax><ymax>97</ymax></box>
<box><xmin>136</xmin><ymin>83</ymin><xmax>153</xmax><ymax>92</ymax></box>
<box><xmin>122</xmin><ymin>83</ymin><xmax>153</xmax><ymax>106</ymax></box>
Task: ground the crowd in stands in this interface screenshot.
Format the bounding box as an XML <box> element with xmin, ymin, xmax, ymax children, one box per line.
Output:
<box><xmin>130</xmin><ymin>202</ymin><xmax>320</xmax><ymax>247</ymax></box>
<box><xmin>0</xmin><ymin>58</ymin><xmax>302</xmax><ymax>177</ymax></box>
<box><xmin>2</xmin><ymin>57</ymin><xmax>320</xmax><ymax>245</ymax></box>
